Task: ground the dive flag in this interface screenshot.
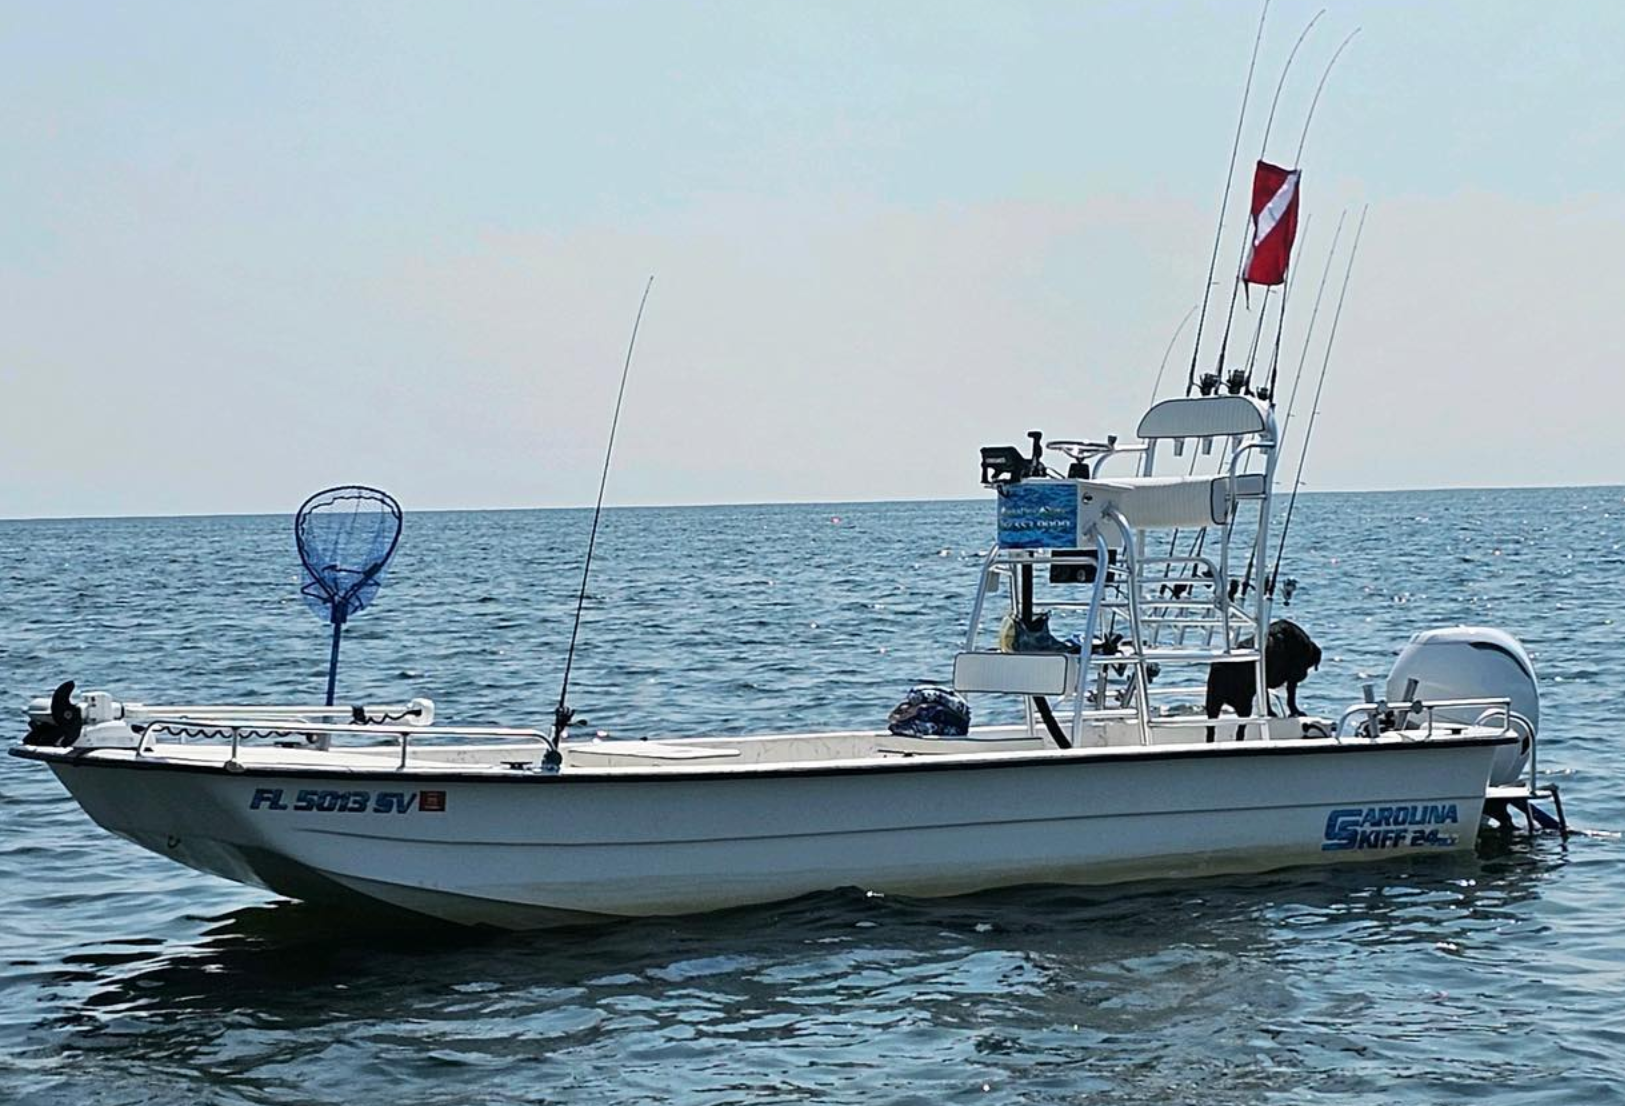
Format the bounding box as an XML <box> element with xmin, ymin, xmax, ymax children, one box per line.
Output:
<box><xmin>1242</xmin><ymin>160</ymin><xmax>1301</xmax><ymax>286</ymax></box>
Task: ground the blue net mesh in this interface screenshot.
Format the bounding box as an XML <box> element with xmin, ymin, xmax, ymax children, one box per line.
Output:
<box><xmin>295</xmin><ymin>486</ymin><xmax>403</xmax><ymax>625</ymax></box>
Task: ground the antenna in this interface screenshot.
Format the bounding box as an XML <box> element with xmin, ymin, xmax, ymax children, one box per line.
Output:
<box><xmin>1269</xmin><ymin>206</ymin><xmax>1366</xmax><ymax>596</ymax></box>
<box><xmin>552</xmin><ymin>276</ymin><xmax>656</xmax><ymax>751</ymax></box>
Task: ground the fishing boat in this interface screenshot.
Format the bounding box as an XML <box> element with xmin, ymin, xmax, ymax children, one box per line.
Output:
<box><xmin>12</xmin><ymin>10</ymin><xmax>1569</xmax><ymax>928</ymax></box>
<box><xmin>12</xmin><ymin>392</ymin><xmax>1562</xmax><ymax>928</ymax></box>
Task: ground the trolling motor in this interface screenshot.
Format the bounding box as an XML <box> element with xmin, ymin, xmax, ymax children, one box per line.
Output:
<box><xmin>23</xmin><ymin>681</ymin><xmax>83</xmax><ymax>747</ymax></box>
<box><xmin>295</xmin><ymin>486</ymin><xmax>403</xmax><ymax>706</ymax></box>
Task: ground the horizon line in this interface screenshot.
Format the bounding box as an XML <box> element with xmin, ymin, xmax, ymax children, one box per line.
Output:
<box><xmin>1</xmin><ymin>480</ymin><xmax>1619</xmax><ymax>524</ymax></box>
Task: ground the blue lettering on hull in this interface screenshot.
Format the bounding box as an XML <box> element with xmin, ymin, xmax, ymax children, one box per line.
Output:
<box><xmin>1322</xmin><ymin>804</ymin><xmax>1461</xmax><ymax>851</ymax></box>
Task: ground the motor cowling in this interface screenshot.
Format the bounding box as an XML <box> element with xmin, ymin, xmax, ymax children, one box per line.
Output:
<box><xmin>1386</xmin><ymin>627</ymin><xmax>1538</xmax><ymax>786</ymax></box>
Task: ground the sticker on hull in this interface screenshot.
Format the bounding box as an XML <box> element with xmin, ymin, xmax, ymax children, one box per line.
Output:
<box><xmin>1321</xmin><ymin>804</ymin><xmax>1460</xmax><ymax>851</ymax></box>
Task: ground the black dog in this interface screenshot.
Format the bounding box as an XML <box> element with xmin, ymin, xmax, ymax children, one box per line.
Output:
<box><xmin>1205</xmin><ymin>619</ymin><xmax>1321</xmax><ymax>741</ymax></box>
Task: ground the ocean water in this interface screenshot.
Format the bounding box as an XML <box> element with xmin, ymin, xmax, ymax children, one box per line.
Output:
<box><xmin>1</xmin><ymin>488</ymin><xmax>1621</xmax><ymax>1105</ymax></box>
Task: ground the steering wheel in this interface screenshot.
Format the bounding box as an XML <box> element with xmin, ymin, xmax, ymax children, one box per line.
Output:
<box><xmin>1045</xmin><ymin>439</ymin><xmax>1114</xmax><ymax>461</ymax></box>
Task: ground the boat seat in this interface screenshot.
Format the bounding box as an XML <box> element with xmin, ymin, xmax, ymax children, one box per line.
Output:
<box><xmin>1076</xmin><ymin>474</ymin><xmax>1265</xmax><ymax>533</ymax></box>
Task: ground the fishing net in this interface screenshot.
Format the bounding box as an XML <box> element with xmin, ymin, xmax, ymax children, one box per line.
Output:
<box><xmin>295</xmin><ymin>485</ymin><xmax>403</xmax><ymax>626</ymax></box>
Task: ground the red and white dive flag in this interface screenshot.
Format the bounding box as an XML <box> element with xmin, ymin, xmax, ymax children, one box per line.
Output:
<box><xmin>1242</xmin><ymin>160</ymin><xmax>1301</xmax><ymax>286</ymax></box>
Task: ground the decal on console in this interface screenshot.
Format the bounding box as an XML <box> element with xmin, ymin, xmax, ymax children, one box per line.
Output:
<box><xmin>1321</xmin><ymin>804</ymin><xmax>1460</xmax><ymax>851</ymax></box>
<box><xmin>249</xmin><ymin>788</ymin><xmax>446</xmax><ymax>814</ymax></box>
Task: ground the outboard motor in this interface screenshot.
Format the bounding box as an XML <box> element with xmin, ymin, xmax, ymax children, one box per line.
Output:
<box><xmin>1386</xmin><ymin>627</ymin><xmax>1538</xmax><ymax>786</ymax></box>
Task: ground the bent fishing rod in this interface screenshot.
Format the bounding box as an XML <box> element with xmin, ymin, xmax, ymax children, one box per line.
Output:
<box><xmin>551</xmin><ymin>276</ymin><xmax>656</xmax><ymax>756</ymax></box>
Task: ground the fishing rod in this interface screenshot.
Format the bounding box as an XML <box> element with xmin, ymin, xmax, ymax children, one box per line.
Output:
<box><xmin>1260</xmin><ymin>243</ymin><xmax>1295</xmax><ymax>398</ymax></box>
<box><xmin>1258</xmin><ymin>274</ymin><xmax>1291</xmax><ymax>396</ymax></box>
<box><xmin>1185</xmin><ymin>0</ymin><xmax>1270</xmax><ymax>396</ymax></box>
<box><xmin>1230</xmin><ymin>213</ymin><xmax>1342</xmax><ymax>600</ymax></box>
<box><xmin>1210</xmin><ymin>214</ymin><xmax>1314</xmax><ymax>595</ymax></box>
<box><xmin>1149</xmin><ymin>304</ymin><xmax>1200</xmax><ymax>404</ymax></box>
<box><xmin>1276</xmin><ymin>210</ymin><xmax>1346</xmax><ymax>453</ymax></box>
<box><xmin>1216</xmin><ymin>18</ymin><xmax>1351</xmax><ymax>390</ymax></box>
<box><xmin>1239</xmin><ymin>285</ymin><xmax>1273</xmax><ymax>383</ymax></box>
<box><xmin>551</xmin><ymin>276</ymin><xmax>656</xmax><ymax>755</ymax></box>
<box><xmin>1157</xmin><ymin>232</ymin><xmax>1304</xmax><ymax>597</ymax></box>
<box><xmin>1263</xmin><ymin>23</ymin><xmax>1357</xmax><ymax>416</ymax></box>
<box><xmin>1293</xmin><ymin>29</ymin><xmax>1360</xmax><ymax>165</ymax></box>
<box><xmin>1258</xmin><ymin>10</ymin><xmax>1325</xmax><ymax>156</ymax></box>
<box><xmin>1269</xmin><ymin>206</ymin><xmax>1366</xmax><ymax>598</ymax></box>
<box><xmin>1253</xmin><ymin>199</ymin><xmax>1319</xmax><ymax>399</ymax></box>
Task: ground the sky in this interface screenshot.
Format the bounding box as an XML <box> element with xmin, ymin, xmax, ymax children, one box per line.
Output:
<box><xmin>2</xmin><ymin>1</ymin><xmax>1621</xmax><ymax>518</ymax></box>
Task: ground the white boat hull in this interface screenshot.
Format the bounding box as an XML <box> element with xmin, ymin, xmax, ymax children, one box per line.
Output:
<box><xmin>25</xmin><ymin>733</ymin><xmax>1506</xmax><ymax>928</ymax></box>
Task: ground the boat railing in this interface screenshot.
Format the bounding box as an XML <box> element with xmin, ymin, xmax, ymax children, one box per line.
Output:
<box><xmin>134</xmin><ymin>716</ymin><xmax>553</xmax><ymax>771</ymax></box>
<box><xmin>132</xmin><ymin>705</ymin><xmax>402</xmax><ymax>718</ymax></box>
<box><xmin>119</xmin><ymin>700</ymin><xmax>436</xmax><ymax>725</ymax></box>
<box><xmin>1333</xmin><ymin>695</ymin><xmax>1516</xmax><ymax>742</ymax></box>
<box><xmin>1089</xmin><ymin>441</ymin><xmax>1148</xmax><ymax>477</ymax></box>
